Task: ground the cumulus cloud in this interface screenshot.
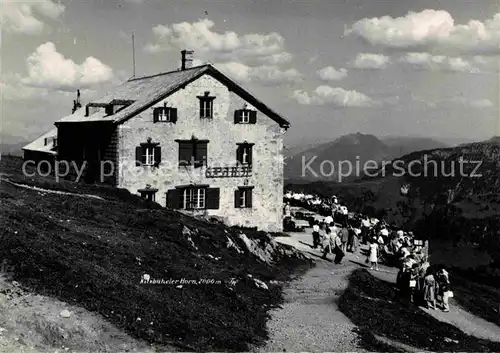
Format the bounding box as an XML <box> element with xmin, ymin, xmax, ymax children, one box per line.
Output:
<box><xmin>20</xmin><ymin>42</ymin><xmax>114</xmax><ymax>92</ymax></box>
<box><xmin>350</xmin><ymin>53</ymin><xmax>390</xmax><ymax>69</ymax></box>
<box><xmin>143</xmin><ymin>19</ymin><xmax>299</xmax><ymax>85</ymax></box>
<box><xmin>217</xmin><ymin>61</ymin><xmax>302</xmax><ymax>85</ymax></box>
<box><xmin>345</xmin><ymin>10</ymin><xmax>500</xmax><ymax>55</ymax></box>
<box><xmin>1</xmin><ymin>0</ymin><xmax>65</xmax><ymax>35</ymax></box>
<box><xmin>144</xmin><ymin>19</ymin><xmax>291</xmax><ymax>62</ymax></box>
<box><xmin>400</xmin><ymin>53</ymin><xmax>482</xmax><ymax>73</ymax></box>
<box><xmin>317</xmin><ymin>66</ymin><xmax>348</xmax><ymax>81</ymax></box>
<box><xmin>292</xmin><ymin>86</ymin><xmax>379</xmax><ymax>107</ymax></box>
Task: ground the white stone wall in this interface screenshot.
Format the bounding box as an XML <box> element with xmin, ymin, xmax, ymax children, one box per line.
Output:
<box><xmin>117</xmin><ymin>74</ymin><xmax>285</xmax><ymax>232</ymax></box>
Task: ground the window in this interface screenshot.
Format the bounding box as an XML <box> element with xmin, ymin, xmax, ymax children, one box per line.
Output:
<box><xmin>234</xmin><ymin>109</ymin><xmax>257</xmax><ymax>124</ymax></box>
<box><xmin>139</xmin><ymin>186</ymin><xmax>158</xmax><ymax>202</ymax></box>
<box><xmin>135</xmin><ymin>142</ymin><xmax>161</xmax><ymax>167</ymax></box>
<box><xmin>176</xmin><ymin>139</ymin><xmax>209</xmax><ymax>167</ymax></box>
<box><xmin>197</xmin><ymin>91</ymin><xmax>215</xmax><ymax>119</ymax></box>
<box><xmin>144</xmin><ymin>146</ymin><xmax>155</xmax><ymax>165</ymax></box>
<box><xmin>236</xmin><ymin>143</ymin><xmax>254</xmax><ymax>166</ymax></box>
<box><xmin>241</xmin><ymin>110</ymin><xmax>250</xmax><ymax>123</ymax></box>
<box><xmin>235</xmin><ymin>186</ymin><xmax>253</xmax><ymax>208</ymax></box>
<box><xmin>182</xmin><ymin>188</ymin><xmax>205</xmax><ymax>209</ymax></box>
<box><xmin>166</xmin><ymin>186</ymin><xmax>220</xmax><ymax>210</ymax></box>
<box><xmin>200</xmin><ymin>100</ymin><xmax>213</xmax><ymax>119</ymax></box>
<box><xmin>52</xmin><ymin>138</ymin><xmax>58</xmax><ymax>149</ymax></box>
<box><xmin>153</xmin><ymin>107</ymin><xmax>177</xmax><ymax>123</ymax></box>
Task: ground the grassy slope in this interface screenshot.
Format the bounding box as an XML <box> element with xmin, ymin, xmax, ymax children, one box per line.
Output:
<box><xmin>339</xmin><ymin>269</ymin><xmax>500</xmax><ymax>352</ymax></box>
<box><xmin>0</xmin><ymin>156</ymin><xmax>313</xmax><ymax>352</ymax></box>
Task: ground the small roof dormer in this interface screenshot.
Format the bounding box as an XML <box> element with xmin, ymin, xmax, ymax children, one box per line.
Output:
<box><xmin>85</xmin><ymin>99</ymin><xmax>135</xmax><ymax>117</ymax></box>
<box><xmin>106</xmin><ymin>99</ymin><xmax>135</xmax><ymax>116</ymax></box>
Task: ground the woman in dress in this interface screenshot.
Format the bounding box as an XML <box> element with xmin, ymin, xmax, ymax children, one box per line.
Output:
<box><xmin>368</xmin><ymin>239</ymin><xmax>379</xmax><ymax>270</ymax></box>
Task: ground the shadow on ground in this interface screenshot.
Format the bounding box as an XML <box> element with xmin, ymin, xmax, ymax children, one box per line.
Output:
<box><xmin>338</xmin><ymin>268</ymin><xmax>500</xmax><ymax>352</ymax></box>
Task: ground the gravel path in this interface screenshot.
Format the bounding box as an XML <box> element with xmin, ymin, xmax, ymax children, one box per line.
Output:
<box><xmin>254</xmin><ymin>252</ymin><xmax>370</xmax><ymax>352</ymax></box>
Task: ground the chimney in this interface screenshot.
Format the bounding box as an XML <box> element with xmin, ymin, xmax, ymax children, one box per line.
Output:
<box><xmin>181</xmin><ymin>50</ymin><xmax>194</xmax><ymax>70</ymax></box>
<box><xmin>72</xmin><ymin>89</ymin><xmax>82</xmax><ymax>114</ymax></box>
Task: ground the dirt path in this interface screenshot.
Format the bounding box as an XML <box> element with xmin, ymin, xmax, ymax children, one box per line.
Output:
<box><xmin>254</xmin><ymin>256</ymin><xmax>370</xmax><ymax>352</ymax></box>
<box><xmin>3</xmin><ymin>179</ymin><xmax>104</xmax><ymax>200</ymax></box>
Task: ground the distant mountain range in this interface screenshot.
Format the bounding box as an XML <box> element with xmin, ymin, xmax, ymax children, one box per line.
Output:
<box><xmin>285</xmin><ymin>133</ymin><xmax>449</xmax><ymax>182</ymax></box>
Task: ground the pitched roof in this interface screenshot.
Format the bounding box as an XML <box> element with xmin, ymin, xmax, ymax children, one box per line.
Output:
<box><xmin>22</xmin><ymin>128</ymin><xmax>58</xmax><ymax>155</ymax></box>
<box><xmin>55</xmin><ymin>64</ymin><xmax>290</xmax><ymax>128</ymax></box>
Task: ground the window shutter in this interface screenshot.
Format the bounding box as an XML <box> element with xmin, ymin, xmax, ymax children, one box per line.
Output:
<box><xmin>245</xmin><ymin>189</ymin><xmax>253</xmax><ymax>208</ymax></box>
<box><xmin>166</xmin><ymin>189</ymin><xmax>181</xmax><ymax>209</ymax></box>
<box><xmin>199</xmin><ymin>100</ymin><xmax>203</xmax><ymax>118</ymax></box>
<box><xmin>234</xmin><ymin>110</ymin><xmax>242</xmax><ymax>124</ymax></box>
<box><xmin>234</xmin><ymin>189</ymin><xmax>240</xmax><ymax>208</ymax></box>
<box><xmin>179</xmin><ymin>142</ymin><xmax>193</xmax><ymax>166</ymax></box>
<box><xmin>154</xmin><ymin>146</ymin><xmax>161</xmax><ymax>166</ymax></box>
<box><xmin>249</xmin><ymin>110</ymin><xmax>257</xmax><ymax>124</ymax></box>
<box><xmin>205</xmin><ymin>188</ymin><xmax>220</xmax><ymax>209</ymax></box>
<box><xmin>153</xmin><ymin>108</ymin><xmax>158</xmax><ymax>123</ymax></box>
<box><xmin>248</xmin><ymin>145</ymin><xmax>253</xmax><ymax>166</ymax></box>
<box><xmin>135</xmin><ymin>146</ymin><xmax>142</xmax><ymax>166</ymax></box>
<box><xmin>236</xmin><ymin>145</ymin><xmax>243</xmax><ymax>165</ymax></box>
<box><xmin>170</xmin><ymin>108</ymin><xmax>178</xmax><ymax>123</ymax></box>
<box><xmin>195</xmin><ymin>142</ymin><xmax>208</xmax><ymax>168</ymax></box>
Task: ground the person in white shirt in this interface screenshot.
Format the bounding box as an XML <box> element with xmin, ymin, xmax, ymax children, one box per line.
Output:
<box><xmin>312</xmin><ymin>222</ymin><xmax>321</xmax><ymax>249</ymax></box>
<box><xmin>324</xmin><ymin>215</ymin><xmax>333</xmax><ymax>225</ymax></box>
<box><xmin>321</xmin><ymin>227</ymin><xmax>333</xmax><ymax>260</ymax></box>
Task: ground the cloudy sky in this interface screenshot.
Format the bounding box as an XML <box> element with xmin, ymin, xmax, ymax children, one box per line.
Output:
<box><xmin>2</xmin><ymin>0</ymin><xmax>499</xmax><ymax>146</ymax></box>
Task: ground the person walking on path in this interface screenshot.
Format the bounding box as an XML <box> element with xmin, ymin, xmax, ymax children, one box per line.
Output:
<box><xmin>340</xmin><ymin>227</ymin><xmax>349</xmax><ymax>253</ymax></box>
<box><xmin>368</xmin><ymin>239</ymin><xmax>379</xmax><ymax>270</ymax></box>
<box><xmin>312</xmin><ymin>222</ymin><xmax>321</xmax><ymax>249</ymax></box>
<box><xmin>351</xmin><ymin>228</ymin><xmax>361</xmax><ymax>253</ymax></box>
<box><xmin>423</xmin><ymin>268</ymin><xmax>437</xmax><ymax>309</ymax></box>
<box><xmin>321</xmin><ymin>227</ymin><xmax>333</xmax><ymax>260</ymax></box>
<box><xmin>361</xmin><ymin>217</ymin><xmax>370</xmax><ymax>244</ymax></box>
<box><xmin>409</xmin><ymin>263</ymin><xmax>420</xmax><ymax>304</ymax></box>
<box><xmin>436</xmin><ymin>266</ymin><xmax>452</xmax><ymax>312</ymax></box>
<box><xmin>333</xmin><ymin>231</ymin><xmax>345</xmax><ymax>264</ymax></box>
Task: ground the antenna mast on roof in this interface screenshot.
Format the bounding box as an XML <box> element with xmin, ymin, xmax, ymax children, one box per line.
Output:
<box><xmin>132</xmin><ymin>33</ymin><xmax>136</xmax><ymax>79</ymax></box>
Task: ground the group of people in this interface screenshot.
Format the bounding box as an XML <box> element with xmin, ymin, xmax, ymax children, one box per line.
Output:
<box><xmin>396</xmin><ymin>259</ymin><xmax>452</xmax><ymax>312</ymax></box>
<box><xmin>311</xmin><ymin>220</ymin><xmax>360</xmax><ymax>264</ymax></box>
<box><xmin>283</xmin><ymin>190</ymin><xmax>454</xmax><ymax>313</ymax></box>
